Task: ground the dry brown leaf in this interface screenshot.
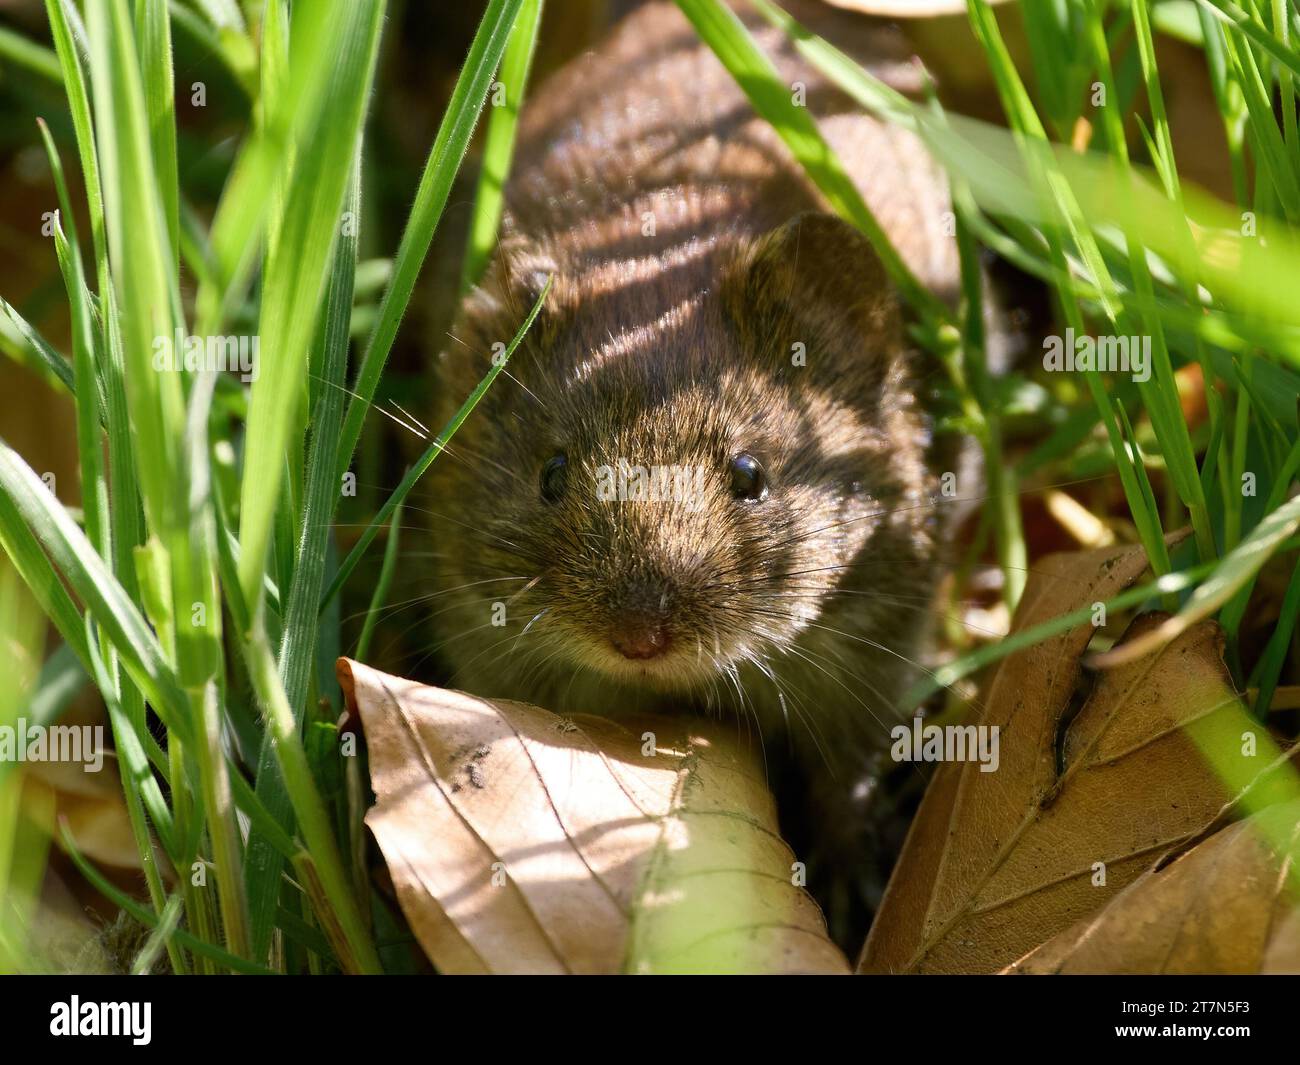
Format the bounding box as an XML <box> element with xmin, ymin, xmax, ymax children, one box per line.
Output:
<box><xmin>338</xmin><ymin>659</ymin><xmax>849</xmax><ymax>975</ymax></box>
<box><xmin>22</xmin><ymin>753</ymin><xmax>140</xmax><ymax>870</ymax></box>
<box><xmin>1005</xmin><ymin>800</ymin><xmax>1300</xmax><ymax>974</ymax></box>
<box><xmin>859</xmin><ymin>538</ymin><xmax>1273</xmax><ymax>974</ymax></box>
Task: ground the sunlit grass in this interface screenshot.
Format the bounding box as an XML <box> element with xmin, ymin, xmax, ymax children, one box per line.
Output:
<box><xmin>0</xmin><ymin>0</ymin><xmax>532</xmax><ymax>973</ymax></box>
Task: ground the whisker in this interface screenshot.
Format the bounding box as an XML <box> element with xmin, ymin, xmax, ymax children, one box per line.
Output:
<box><xmin>307</xmin><ymin>371</ymin><xmax>428</xmax><ymax>439</ymax></box>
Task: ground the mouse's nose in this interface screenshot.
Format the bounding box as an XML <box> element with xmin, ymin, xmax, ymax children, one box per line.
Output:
<box><xmin>611</xmin><ymin>618</ymin><xmax>671</xmax><ymax>660</ymax></box>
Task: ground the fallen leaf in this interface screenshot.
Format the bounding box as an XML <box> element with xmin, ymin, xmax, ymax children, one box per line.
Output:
<box><xmin>1090</xmin><ymin>493</ymin><xmax>1300</xmax><ymax>667</ymax></box>
<box><xmin>1005</xmin><ymin>800</ymin><xmax>1300</xmax><ymax>974</ymax></box>
<box><xmin>859</xmin><ymin>538</ymin><xmax>1272</xmax><ymax>973</ymax></box>
<box><xmin>338</xmin><ymin>659</ymin><xmax>849</xmax><ymax>975</ymax></box>
<box><xmin>22</xmin><ymin>752</ymin><xmax>141</xmax><ymax>870</ymax></box>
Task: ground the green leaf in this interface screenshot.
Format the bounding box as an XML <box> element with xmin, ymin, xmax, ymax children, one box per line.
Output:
<box><xmin>46</xmin><ymin>0</ymin><xmax>108</xmax><ymax>275</ymax></box>
<box><xmin>245</xmin><ymin>160</ymin><xmax>363</xmax><ymax>962</ymax></box>
<box><xmin>133</xmin><ymin>0</ymin><xmax>180</xmax><ymax>263</ymax></box>
<box><xmin>335</xmin><ymin>0</ymin><xmax>527</xmax><ymax>484</ymax></box>
<box><xmin>354</xmin><ymin>500</ymin><xmax>402</xmax><ymax>662</ymax></box>
<box><xmin>0</xmin><ymin>297</ymin><xmax>74</xmax><ymax>396</ymax></box>
<box><xmin>86</xmin><ymin>0</ymin><xmax>185</xmax><ymax>546</ymax></box>
<box><xmin>0</xmin><ymin>443</ymin><xmax>191</xmax><ymax>743</ymax></box>
<box><xmin>0</xmin><ymin>22</ymin><xmax>61</xmax><ymax>82</ymax></box>
<box><xmin>321</xmin><ymin>276</ymin><xmax>551</xmax><ymax>611</ymax></box>
<box><xmin>461</xmin><ymin>0</ymin><xmax>544</xmax><ymax>292</ymax></box>
<box><xmin>60</xmin><ymin>822</ymin><xmax>272</xmax><ymax>975</ymax></box>
<box><xmin>1093</xmin><ymin>493</ymin><xmax>1300</xmax><ymax>667</ymax></box>
<box><xmin>236</xmin><ymin>0</ymin><xmax>385</xmax><ymax>612</ymax></box>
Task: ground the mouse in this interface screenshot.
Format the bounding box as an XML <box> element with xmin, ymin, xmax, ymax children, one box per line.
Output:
<box><xmin>421</xmin><ymin>0</ymin><xmax>966</xmax><ymax>943</ymax></box>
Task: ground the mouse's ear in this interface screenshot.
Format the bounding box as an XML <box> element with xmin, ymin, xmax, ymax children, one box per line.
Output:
<box><xmin>465</xmin><ymin>240</ymin><xmax>559</xmax><ymax>322</ymax></box>
<box><xmin>724</xmin><ymin>211</ymin><xmax>905</xmax><ymax>394</ymax></box>
<box><xmin>437</xmin><ymin>240</ymin><xmax>561</xmax><ymax>423</ymax></box>
<box><xmin>506</xmin><ymin>247</ymin><xmax>560</xmax><ymax>313</ymax></box>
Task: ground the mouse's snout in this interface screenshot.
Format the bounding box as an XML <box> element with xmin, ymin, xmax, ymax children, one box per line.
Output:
<box><xmin>606</xmin><ymin>575</ymin><xmax>676</xmax><ymax>661</ymax></box>
<box><xmin>558</xmin><ymin>465</ymin><xmax>739</xmax><ymax>676</ymax></box>
<box><xmin>610</xmin><ymin>613</ymin><xmax>671</xmax><ymax>660</ymax></box>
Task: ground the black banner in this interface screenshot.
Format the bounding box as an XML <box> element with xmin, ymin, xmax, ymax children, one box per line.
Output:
<box><xmin>1</xmin><ymin>974</ymin><xmax>1296</xmax><ymax>1052</ymax></box>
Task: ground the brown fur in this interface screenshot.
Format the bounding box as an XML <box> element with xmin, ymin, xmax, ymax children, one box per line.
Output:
<box><xmin>422</xmin><ymin>1</ymin><xmax>961</xmax><ymax>926</ymax></box>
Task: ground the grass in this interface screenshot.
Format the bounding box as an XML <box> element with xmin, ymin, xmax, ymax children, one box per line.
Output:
<box><xmin>0</xmin><ymin>0</ymin><xmax>535</xmax><ymax>974</ymax></box>
<box><xmin>0</xmin><ymin>0</ymin><xmax>1297</xmax><ymax>972</ymax></box>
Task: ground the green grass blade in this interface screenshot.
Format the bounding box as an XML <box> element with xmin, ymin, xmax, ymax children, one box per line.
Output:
<box><xmin>86</xmin><ymin>0</ymin><xmax>185</xmax><ymax>545</ymax></box>
<box><xmin>227</xmin><ymin>765</ymin><xmax>299</xmax><ymax>862</ymax></box>
<box><xmin>903</xmin><ymin>561</ymin><xmax>1218</xmax><ymax>709</ymax></box>
<box><xmin>460</xmin><ymin>0</ymin><xmax>544</xmax><ymax>292</ymax></box>
<box><xmin>39</xmin><ymin>123</ymin><xmax>108</xmax><ymax>558</ymax></box>
<box><xmin>1081</xmin><ymin>0</ymin><xmax>1216</xmax><ymax>564</ymax></box>
<box><xmin>1248</xmin><ymin>550</ymin><xmax>1300</xmax><ymax>717</ymax></box>
<box><xmin>1217</xmin><ymin>17</ymin><xmax>1300</xmax><ymax>222</ymax></box>
<box><xmin>60</xmin><ymin>822</ymin><xmax>271</xmax><ymax>975</ymax></box>
<box><xmin>130</xmin><ymin>893</ymin><xmax>184</xmax><ymax>975</ymax></box>
<box><xmin>354</xmin><ymin>500</ymin><xmax>402</xmax><ymax>662</ymax></box>
<box><xmin>236</xmin><ymin>0</ymin><xmax>385</xmax><ymax>612</ymax></box>
<box><xmin>1094</xmin><ymin>493</ymin><xmax>1300</xmax><ymax>668</ymax></box>
<box><xmin>240</xmin><ymin>630</ymin><xmax>381</xmax><ymax>973</ymax></box>
<box><xmin>1199</xmin><ymin>0</ymin><xmax>1300</xmax><ymax>82</ymax></box>
<box><xmin>0</xmin><ymin>443</ymin><xmax>191</xmax><ymax>742</ymax></box>
<box><xmin>80</xmin><ymin>626</ymin><xmax>185</xmax><ymax>974</ymax></box>
<box><xmin>45</xmin><ymin>0</ymin><xmax>108</xmax><ymax>275</ymax></box>
<box><xmin>322</xmin><ymin>276</ymin><xmax>550</xmax><ymax>611</ymax></box>
<box><xmin>748</xmin><ymin>0</ymin><xmax>914</xmax><ymax>125</ymax></box>
<box><xmin>278</xmin><ymin>157</ymin><xmax>360</xmax><ymax>712</ymax></box>
<box><xmin>194</xmin><ymin>0</ymin><xmax>347</xmax><ymax>335</ymax></box>
<box><xmin>0</xmin><ymin>298</ymin><xmax>75</xmax><ymax>396</ymax></box>
<box><xmin>0</xmin><ymin>491</ymin><xmax>91</xmax><ymax>671</ymax></box>
<box><xmin>676</xmin><ymin>0</ymin><xmax>943</xmax><ymax>323</ymax></box>
<box><xmin>133</xmin><ymin>0</ymin><xmax>181</xmax><ymax>264</ymax></box>
<box><xmin>335</xmin><ymin>0</ymin><xmax>527</xmax><ymax>486</ymax></box>
<box><xmin>182</xmin><ymin>369</ymin><xmax>251</xmax><ymax>958</ymax></box>
<box><xmin>46</xmin><ymin>2</ymin><xmax>144</xmax><ymax>624</ymax></box>
<box><xmin>954</xmin><ymin>193</ymin><xmax>1025</xmax><ymax>607</ymax></box>
<box><xmin>0</xmin><ymin>23</ymin><xmax>61</xmax><ymax>81</ymax></box>
<box><xmin>81</xmin><ymin>625</ymin><xmax>177</xmax><ymax>846</ymax></box>
<box><xmin>245</xmin><ymin>162</ymin><xmax>362</xmax><ymax>962</ymax></box>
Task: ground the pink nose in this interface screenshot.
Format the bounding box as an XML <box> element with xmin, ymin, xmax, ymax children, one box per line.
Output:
<box><xmin>611</xmin><ymin>622</ymin><xmax>671</xmax><ymax>660</ymax></box>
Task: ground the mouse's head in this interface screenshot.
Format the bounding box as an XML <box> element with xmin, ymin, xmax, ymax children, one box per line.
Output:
<box><xmin>426</xmin><ymin>212</ymin><xmax>938</xmax><ymax>705</ymax></box>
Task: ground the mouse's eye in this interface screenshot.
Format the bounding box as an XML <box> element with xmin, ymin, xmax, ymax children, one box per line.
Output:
<box><xmin>729</xmin><ymin>453</ymin><xmax>768</xmax><ymax>502</ymax></box>
<box><xmin>540</xmin><ymin>453</ymin><xmax>568</xmax><ymax>503</ymax></box>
